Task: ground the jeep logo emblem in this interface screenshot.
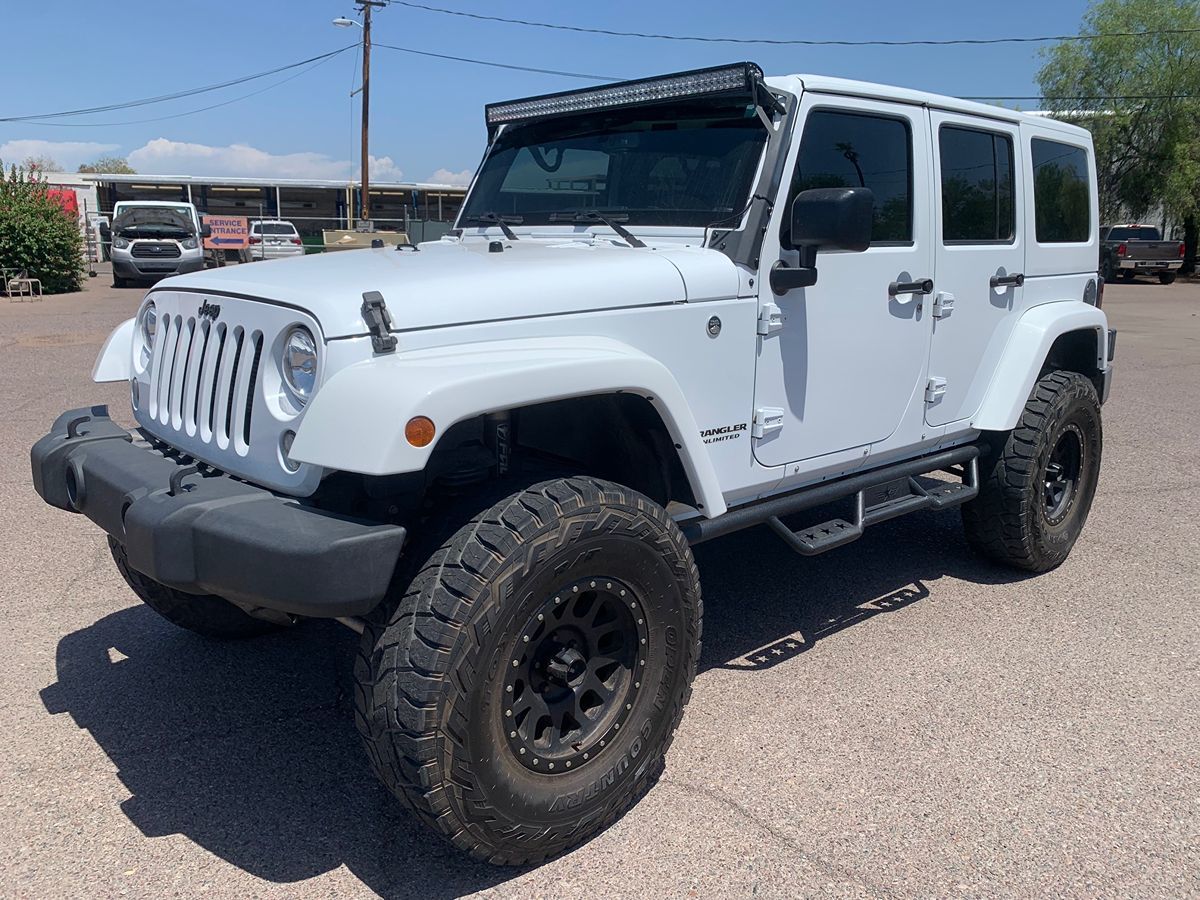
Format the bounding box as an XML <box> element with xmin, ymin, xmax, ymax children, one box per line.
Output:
<box><xmin>198</xmin><ymin>300</ymin><xmax>221</xmax><ymax>320</ymax></box>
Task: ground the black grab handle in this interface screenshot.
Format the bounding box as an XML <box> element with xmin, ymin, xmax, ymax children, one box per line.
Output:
<box><xmin>990</xmin><ymin>272</ymin><xmax>1025</xmax><ymax>288</ymax></box>
<box><xmin>888</xmin><ymin>278</ymin><xmax>934</xmax><ymax>297</ymax></box>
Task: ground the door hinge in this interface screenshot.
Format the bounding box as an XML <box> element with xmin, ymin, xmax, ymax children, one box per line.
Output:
<box><xmin>757</xmin><ymin>302</ymin><xmax>784</xmax><ymax>335</ymax></box>
<box><xmin>925</xmin><ymin>376</ymin><xmax>948</xmax><ymax>403</ymax></box>
<box><xmin>752</xmin><ymin>406</ymin><xmax>785</xmax><ymax>438</ymax></box>
<box><xmin>932</xmin><ymin>291</ymin><xmax>956</xmax><ymax>318</ymax></box>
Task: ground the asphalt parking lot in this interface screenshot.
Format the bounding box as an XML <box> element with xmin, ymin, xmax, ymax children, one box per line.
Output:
<box><xmin>1</xmin><ymin>273</ymin><xmax>1197</xmax><ymax>898</ymax></box>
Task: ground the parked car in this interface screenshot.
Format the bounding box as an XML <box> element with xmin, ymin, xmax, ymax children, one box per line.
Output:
<box><xmin>239</xmin><ymin>219</ymin><xmax>305</xmax><ymax>262</ymax></box>
<box><xmin>103</xmin><ymin>201</ymin><xmax>208</xmax><ymax>288</ymax></box>
<box><xmin>33</xmin><ymin>62</ymin><xmax>1113</xmax><ymax>865</ymax></box>
<box><xmin>1100</xmin><ymin>223</ymin><xmax>1183</xmax><ymax>284</ymax></box>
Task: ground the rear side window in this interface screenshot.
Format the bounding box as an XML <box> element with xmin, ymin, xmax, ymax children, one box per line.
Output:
<box><xmin>784</xmin><ymin>109</ymin><xmax>913</xmax><ymax>245</ymax></box>
<box><xmin>939</xmin><ymin>126</ymin><xmax>1014</xmax><ymax>242</ymax></box>
<box><xmin>1032</xmin><ymin>139</ymin><xmax>1090</xmax><ymax>243</ymax></box>
<box><xmin>1105</xmin><ymin>225</ymin><xmax>1161</xmax><ymax>241</ymax></box>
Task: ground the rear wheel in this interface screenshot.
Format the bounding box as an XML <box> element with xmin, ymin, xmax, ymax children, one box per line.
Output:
<box><xmin>962</xmin><ymin>371</ymin><xmax>1102</xmax><ymax>572</ymax></box>
<box><xmin>1119</xmin><ymin>270</ymin><xmax>1135</xmax><ymax>281</ymax></box>
<box><xmin>354</xmin><ymin>476</ymin><xmax>702</xmax><ymax>865</ymax></box>
<box><xmin>1159</xmin><ymin>271</ymin><xmax>1177</xmax><ymax>285</ymax></box>
<box><xmin>109</xmin><ymin>537</ymin><xmax>284</xmax><ymax>638</ymax></box>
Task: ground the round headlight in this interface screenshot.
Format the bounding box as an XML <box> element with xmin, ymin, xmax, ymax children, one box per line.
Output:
<box><xmin>282</xmin><ymin>326</ymin><xmax>318</xmax><ymax>402</ymax></box>
<box><xmin>139</xmin><ymin>301</ymin><xmax>157</xmax><ymax>345</ymax></box>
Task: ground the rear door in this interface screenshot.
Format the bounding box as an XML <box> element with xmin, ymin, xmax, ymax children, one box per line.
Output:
<box><xmin>753</xmin><ymin>96</ymin><xmax>934</xmax><ymax>467</ymax></box>
<box><xmin>926</xmin><ymin>112</ymin><xmax>1024</xmax><ymax>427</ymax></box>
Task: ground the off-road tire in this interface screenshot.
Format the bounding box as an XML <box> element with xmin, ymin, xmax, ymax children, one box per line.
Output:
<box><xmin>108</xmin><ymin>536</ymin><xmax>283</xmax><ymax>638</ymax></box>
<box><xmin>354</xmin><ymin>476</ymin><xmax>702</xmax><ymax>865</ymax></box>
<box><xmin>962</xmin><ymin>370</ymin><xmax>1102</xmax><ymax>572</ymax></box>
<box><xmin>1159</xmin><ymin>271</ymin><xmax>1176</xmax><ymax>285</ymax></box>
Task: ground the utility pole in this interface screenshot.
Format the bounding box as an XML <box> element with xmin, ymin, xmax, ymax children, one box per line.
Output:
<box><xmin>336</xmin><ymin>1</ymin><xmax>385</xmax><ymax>227</ymax></box>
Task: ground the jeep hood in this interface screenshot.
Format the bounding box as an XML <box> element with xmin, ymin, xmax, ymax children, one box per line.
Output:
<box><xmin>155</xmin><ymin>238</ymin><xmax>740</xmax><ymax>338</ymax></box>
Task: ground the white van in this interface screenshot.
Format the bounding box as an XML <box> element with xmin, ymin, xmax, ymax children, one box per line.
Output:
<box><xmin>107</xmin><ymin>201</ymin><xmax>208</xmax><ymax>287</ymax></box>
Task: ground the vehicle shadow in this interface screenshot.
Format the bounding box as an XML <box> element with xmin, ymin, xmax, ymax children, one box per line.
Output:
<box><xmin>692</xmin><ymin>505</ymin><xmax>1033</xmax><ymax>673</ymax></box>
<box><xmin>39</xmin><ymin>505</ymin><xmax>1029</xmax><ymax>895</ymax></box>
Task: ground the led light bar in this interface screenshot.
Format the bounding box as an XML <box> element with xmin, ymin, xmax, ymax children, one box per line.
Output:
<box><xmin>485</xmin><ymin>62</ymin><xmax>768</xmax><ymax>128</ymax></box>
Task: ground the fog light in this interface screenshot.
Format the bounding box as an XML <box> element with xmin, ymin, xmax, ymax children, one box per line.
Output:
<box><xmin>405</xmin><ymin>416</ymin><xmax>436</xmax><ymax>448</ymax></box>
<box><xmin>280</xmin><ymin>430</ymin><xmax>300</xmax><ymax>472</ymax></box>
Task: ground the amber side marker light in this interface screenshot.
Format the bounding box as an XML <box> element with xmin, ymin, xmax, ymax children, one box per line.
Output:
<box><xmin>405</xmin><ymin>416</ymin><xmax>436</xmax><ymax>447</ymax></box>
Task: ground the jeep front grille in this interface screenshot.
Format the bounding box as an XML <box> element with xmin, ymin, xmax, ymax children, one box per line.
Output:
<box><xmin>146</xmin><ymin>314</ymin><xmax>264</xmax><ymax>456</ymax></box>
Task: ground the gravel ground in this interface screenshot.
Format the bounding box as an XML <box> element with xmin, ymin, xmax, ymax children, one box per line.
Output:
<box><xmin>1</xmin><ymin>272</ymin><xmax>1196</xmax><ymax>899</ymax></box>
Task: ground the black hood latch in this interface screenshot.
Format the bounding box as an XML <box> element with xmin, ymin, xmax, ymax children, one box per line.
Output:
<box><xmin>361</xmin><ymin>291</ymin><xmax>398</xmax><ymax>354</ymax></box>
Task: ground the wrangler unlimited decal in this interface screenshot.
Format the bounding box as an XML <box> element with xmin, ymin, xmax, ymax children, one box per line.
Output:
<box><xmin>701</xmin><ymin>422</ymin><xmax>747</xmax><ymax>444</ymax></box>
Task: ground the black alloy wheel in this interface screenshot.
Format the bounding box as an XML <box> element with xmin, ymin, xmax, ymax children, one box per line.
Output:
<box><xmin>1043</xmin><ymin>424</ymin><xmax>1084</xmax><ymax>524</ymax></box>
<box><xmin>503</xmin><ymin>577</ymin><xmax>647</xmax><ymax>773</ymax></box>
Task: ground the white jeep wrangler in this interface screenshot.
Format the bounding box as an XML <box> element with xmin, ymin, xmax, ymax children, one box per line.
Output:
<box><xmin>32</xmin><ymin>63</ymin><xmax>1114</xmax><ymax>864</ymax></box>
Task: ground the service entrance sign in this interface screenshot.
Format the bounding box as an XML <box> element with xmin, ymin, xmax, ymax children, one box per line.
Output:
<box><xmin>202</xmin><ymin>215</ymin><xmax>249</xmax><ymax>250</ymax></box>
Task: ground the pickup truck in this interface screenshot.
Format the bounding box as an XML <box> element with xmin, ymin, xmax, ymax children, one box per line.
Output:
<box><xmin>1100</xmin><ymin>223</ymin><xmax>1183</xmax><ymax>284</ymax></box>
<box><xmin>32</xmin><ymin>62</ymin><xmax>1114</xmax><ymax>865</ymax></box>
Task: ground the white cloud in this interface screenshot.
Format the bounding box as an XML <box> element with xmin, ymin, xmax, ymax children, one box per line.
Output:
<box><xmin>126</xmin><ymin>138</ymin><xmax>404</xmax><ymax>182</ymax></box>
<box><xmin>429</xmin><ymin>168</ymin><xmax>474</xmax><ymax>187</ymax></box>
<box><xmin>0</xmin><ymin>139</ymin><xmax>119</xmax><ymax>172</ymax></box>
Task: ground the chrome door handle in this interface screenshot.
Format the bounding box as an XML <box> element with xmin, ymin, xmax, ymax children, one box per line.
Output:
<box><xmin>990</xmin><ymin>272</ymin><xmax>1025</xmax><ymax>288</ymax></box>
<box><xmin>888</xmin><ymin>278</ymin><xmax>934</xmax><ymax>297</ymax></box>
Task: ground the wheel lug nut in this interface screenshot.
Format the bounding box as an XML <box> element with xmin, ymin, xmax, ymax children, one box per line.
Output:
<box><xmin>590</xmin><ymin>581</ymin><xmax>596</xmax><ymax>587</ymax></box>
<box><xmin>566</xmin><ymin>761</ymin><xmax>572</xmax><ymax>768</ymax></box>
<box><xmin>510</xmin><ymin>731</ymin><xmax>516</xmax><ymax>738</ymax></box>
<box><xmin>583</xmin><ymin>753</ymin><xmax>589</xmax><ymax>760</ymax></box>
<box><xmin>523</xmin><ymin>635</ymin><xmax>530</xmax><ymax>643</ymax></box>
<box><xmin>505</xmin><ymin>709</ymin><xmax>512</xmax><ymax>717</ymax></box>
<box><xmin>519</xmin><ymin>748</ymin><xmax>526</xmax><ymax>754</ymax></box>
<box><xmin>506</xmin><ymin>685</ymin><xmax>512</xmax><ymax>692</ymax></box>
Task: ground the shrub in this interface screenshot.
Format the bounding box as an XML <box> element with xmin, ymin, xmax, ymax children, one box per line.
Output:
<box><xmin>0</xmin><ymin>162</ymin><xmax>85</xmax><ymax>294</ymax></box>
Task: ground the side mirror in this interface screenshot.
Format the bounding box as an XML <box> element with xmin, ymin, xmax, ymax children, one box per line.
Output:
<box><xmin>771</xmin><ymin>187</ymin><xmax>874</xmax><ymax>294</ymax></box>
<box><xmin>200</xmin><ymin>223</ymin><xmax>212</xmax><ymax>238</ymax></box>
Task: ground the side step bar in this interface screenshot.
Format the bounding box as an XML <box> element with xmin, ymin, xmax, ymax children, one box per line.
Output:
<box><xmin>682</xmin><ymin>443</ymin><xmax>982</xmax><ymax>549</ymax></box>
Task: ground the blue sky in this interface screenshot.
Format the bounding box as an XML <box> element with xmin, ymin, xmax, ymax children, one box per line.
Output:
<box><xmin>0</xmin><ymin>0</ymin><xmax>1090</xmax><ymax>185</ymax></box>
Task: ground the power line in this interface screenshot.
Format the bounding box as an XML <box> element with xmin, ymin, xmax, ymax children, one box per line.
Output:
<box><xmin>0</xmin><ymin>47</ymin><xmax>354</xmax><ymax>123</ymax></box>
<box><xmin>386</xmin><ymin>1</ymin><xmax>1200</xmax><ymax>48</ymax></box>
<box><xmin>17</xmin><ymin>52</ymin><xmax>349</xmax><ymax>127</ymax></box>
<box><xmin>374</xmin><ymin>42</ymin><xmax>615</xmax><ymax>80</ymax></box>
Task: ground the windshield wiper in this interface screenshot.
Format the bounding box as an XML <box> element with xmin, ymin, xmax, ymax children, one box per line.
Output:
<box><xmin>461</xmin><ymin>211</ymin><xmax>522</xmax><ymax>241</ymax></box>
<box><xmin>548</xmin><ymin>210</ymin><xmax>646</xmax><ymax>249</ymax></box>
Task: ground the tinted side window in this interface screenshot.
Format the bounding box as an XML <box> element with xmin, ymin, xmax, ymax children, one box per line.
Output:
<box><xmin>784</xmin><ymin>109</ymin><xmax>913</xmax><ymax>245</ymax></box>
<box><xmin>1032</xmin><ymin>138</ymin><xmax>1090</xmax><ymax>243</ymax></box>
<box><xmin>939</xmin><ymin>126</ymin><xmax>1014</xmax><ymax>242</ymax></box>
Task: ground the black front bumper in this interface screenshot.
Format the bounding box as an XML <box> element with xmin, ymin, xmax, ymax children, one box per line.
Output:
<box><xmin>31</xmin><ymin>407</ymin><xmax>407</xmax><ymax>617</ymax></box>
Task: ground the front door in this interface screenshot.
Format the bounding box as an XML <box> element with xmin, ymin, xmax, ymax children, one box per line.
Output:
<box><xmin>925</xmin><ymin>112</ymin><xmax>1025</xmax><ymax>427</ymax></box>
<box><xmin>753</xmin><ymin>97</ymin><xmax>934</xmax><ymax>468</ymax></box>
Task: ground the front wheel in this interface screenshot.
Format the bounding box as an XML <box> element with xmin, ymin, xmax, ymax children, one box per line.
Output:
<box><xmin>962</xmin><ymin>371</ymin><xmax>1102</xmax><ymax>572</ymax></box>
<box><xmin>354</xmin><ymin>477</ymin><xmax>702</xmax><ymax>865</ymax></box>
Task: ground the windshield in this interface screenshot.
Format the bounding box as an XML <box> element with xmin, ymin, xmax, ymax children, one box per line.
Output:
<box><xmin>1107</xmin><ymin>225</ymin><xmax>1162</xmax><ymax>241</ymax></box>
<box><xmin>461</xmin><ymin>101</ymin><xmax>769</xmax><ymax>228</ymax></box>
<box><xmin>113</xmin><ymin>207</ymin><xmax>194</xmax><ymax>237</ymax></box>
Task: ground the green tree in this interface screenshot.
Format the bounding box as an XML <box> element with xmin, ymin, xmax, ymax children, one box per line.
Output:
<box><xmin>77</xmin><ymin>156</ymin><xmax>135</xmax><ymax>174</ymax></box>
<box><xmin>1038</xmin><ymin>0</ymin><xmax>1200</xmax><ymax>269</ymax></box>
<box><xmin>0</xmin><ymin>162</ymin><xmax>85</xmax><ymax>293</ymax></box>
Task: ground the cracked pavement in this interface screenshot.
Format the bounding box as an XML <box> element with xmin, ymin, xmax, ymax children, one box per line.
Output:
<box><xmin>1</xmin><ymin>273</ymin><xmax>1197</xmax><ymax>898</ymax></box>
